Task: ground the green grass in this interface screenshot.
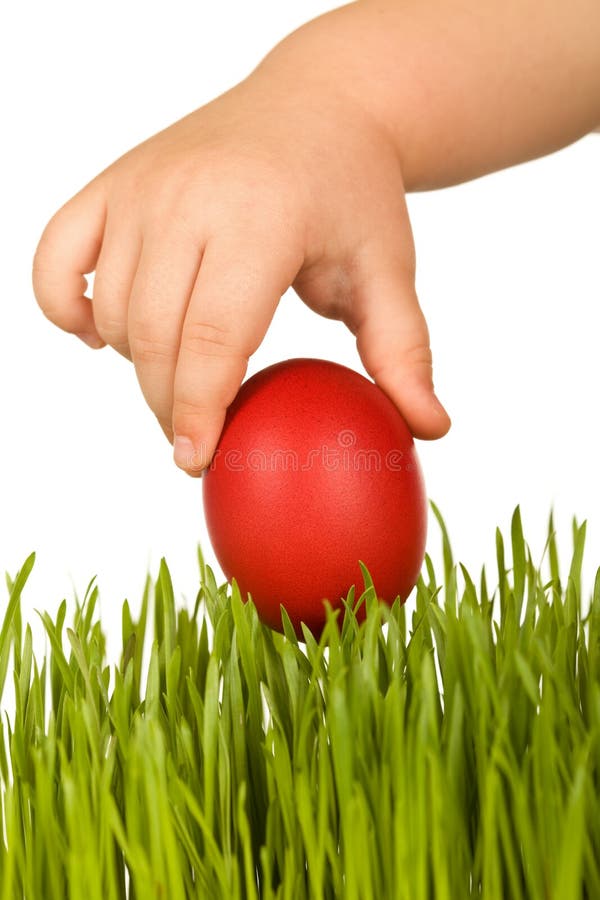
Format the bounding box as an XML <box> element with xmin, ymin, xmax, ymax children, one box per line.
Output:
<box><xmin>1</xmin><ymin>506</ymin><xmax>599</xmax><ymax>899</ymax></box>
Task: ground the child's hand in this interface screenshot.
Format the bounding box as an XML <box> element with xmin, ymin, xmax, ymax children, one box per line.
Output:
<box><xmin>32</xmin><ymin>59</ymin><xmax>449</xmax><ymax>475</ymax></box>
<box><xmin>34</xmin><ymin>0</ymin><xmax>600</xmax><ymax>475</ymax></box>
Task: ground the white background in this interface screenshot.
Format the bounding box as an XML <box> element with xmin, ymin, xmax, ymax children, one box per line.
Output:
<box><xmin>1</xmin><ymin>0</ymin><xmax>599</xmax><ymax>658</ymax></box>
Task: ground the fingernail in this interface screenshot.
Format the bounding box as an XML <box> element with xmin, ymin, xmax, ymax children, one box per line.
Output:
<box><xmin>174</xmin><ymin>436</ymin><xmax>207</xmax><ymax>473</ymax></box>
<box><xmin>76</xmin><ymin>332</ymin><xmax>105</xmax><ymax>349</ymax></box>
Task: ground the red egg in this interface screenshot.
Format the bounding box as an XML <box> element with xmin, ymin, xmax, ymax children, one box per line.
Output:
<box><xmin>202</xmin><ymin>358</ymin><xmax>427</xmax><ymax>635</ymax></box>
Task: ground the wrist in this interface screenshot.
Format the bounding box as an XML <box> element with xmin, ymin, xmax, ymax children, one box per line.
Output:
<box><xmin>251</xmin><ymin>4</ymin><xmax>401</xmax><ymax>145</ymax></box>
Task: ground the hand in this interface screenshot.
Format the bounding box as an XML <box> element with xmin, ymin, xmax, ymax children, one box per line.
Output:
<box><xmin>33</xmin><ymin>65</ymin><xmax>450</xmax><ymax>476</ymax></box>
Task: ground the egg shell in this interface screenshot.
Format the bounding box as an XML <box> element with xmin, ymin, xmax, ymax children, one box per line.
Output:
<box><xmin>202</xmin><ymin>358</ymin><xmax>427</xmax><ymax>635</ymax></box>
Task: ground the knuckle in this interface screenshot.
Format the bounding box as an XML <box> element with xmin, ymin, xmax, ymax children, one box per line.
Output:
<box><xmin>129</xmin><ymin>329</ymin><xmax>173</xmax><ymax>366</ymax></box>
<box><xmin>94</xmin><ymin>311</ymin><xmax>127</xmax><ymax>347</ymax></box>
<box><xmin>377</xmin><ymin>343</ymin><xmax>433</xmax><ymax>380</ymax></box>
<box><xmin>39</xmin><ymin>303</ymin><xmax>64</xmax><ymax>327</ymax></box>
<box><xmin>242</xmin><ymin>177</ymin><xmax>297</xmax><ymax>233</ymax></box>
<box><xmin>207</xmin><ymin>155</ymin><xmax>301</xmax><ymax>233</ymax></box>
<box><xmin>181</xmin><ymin>321</ymin><xmax>240</xmax><ymax>360</ymax></box>
<box><xmin>33</xmin><ymin>213</ymin><xmax>60</xmax><ymax>263</ymax></box>
<box><xmin>134</xmin><ymin>165</ymin><xmax>204</xmax><ymax>228</ymax></box>
<box><xmin>166</xmin><ymin>200</ymin><xmax>203</xmax><ymax>245</ymax></box>
<box><xmin>172</xmin><ymin>397</ymin><xmax>210</xmax><ymax>421</ymax></box>
<box><xmin>175</xmin><ymin>380</ymin><xmax>241</xmax><ymax>423</ymax></box>
<box><xmin>32</xmin><ymin>272</ymin><xmax>88</xmax><ymax>329</ymax></box>
<box><xmin>32</xmin><ymin>231</ymin><xmax>62</xmax><ymax>306</ymax></box>
<box><xmin>31</xmin><ymin>254</ymin><xmax>48</xmax><ymax>300</ymax></box>
<box><xmin>36</xmin><ymin>296</ymin><xmax>64</xmax><ymax>326</ymax></box>
<box><xmin>402</xmin><ymin>341</ymin><xmax>433</xmax><ymax>369</ymax></box>
<box><xmin>151</xmin><ymin>171</ymin><xmax>195</xmax><ymax>213</ymax></box>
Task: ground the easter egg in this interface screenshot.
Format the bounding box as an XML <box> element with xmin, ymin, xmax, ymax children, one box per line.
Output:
<box><xmin>202</xmin><ymin>358</ymin><xmax>427</xmax><ymax>635</ymax></box>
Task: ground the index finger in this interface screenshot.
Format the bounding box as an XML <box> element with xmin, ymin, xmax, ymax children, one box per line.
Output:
<box><xmin>172</xmin><ymin>235</ymin><xmax>302</xmax><ymax>474</ymax></box>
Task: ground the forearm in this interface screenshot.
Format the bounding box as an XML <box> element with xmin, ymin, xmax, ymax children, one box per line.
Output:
<box><xmin>254</xmin><ymin>0</ymin><xmax>600</xmax><ymax>190</ymax></box>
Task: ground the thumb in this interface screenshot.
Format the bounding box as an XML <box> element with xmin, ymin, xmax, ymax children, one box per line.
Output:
<box><xmin>353</xmin><ymin>265</ymin><xmax>450</xmax><ymax>440</ymax></box>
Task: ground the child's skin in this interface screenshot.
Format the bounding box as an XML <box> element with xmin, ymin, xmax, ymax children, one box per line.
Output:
<box><xmin>32</xmin><ymin>0</ymin><xmax>600</xmax><ymax>476</ymax></box>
